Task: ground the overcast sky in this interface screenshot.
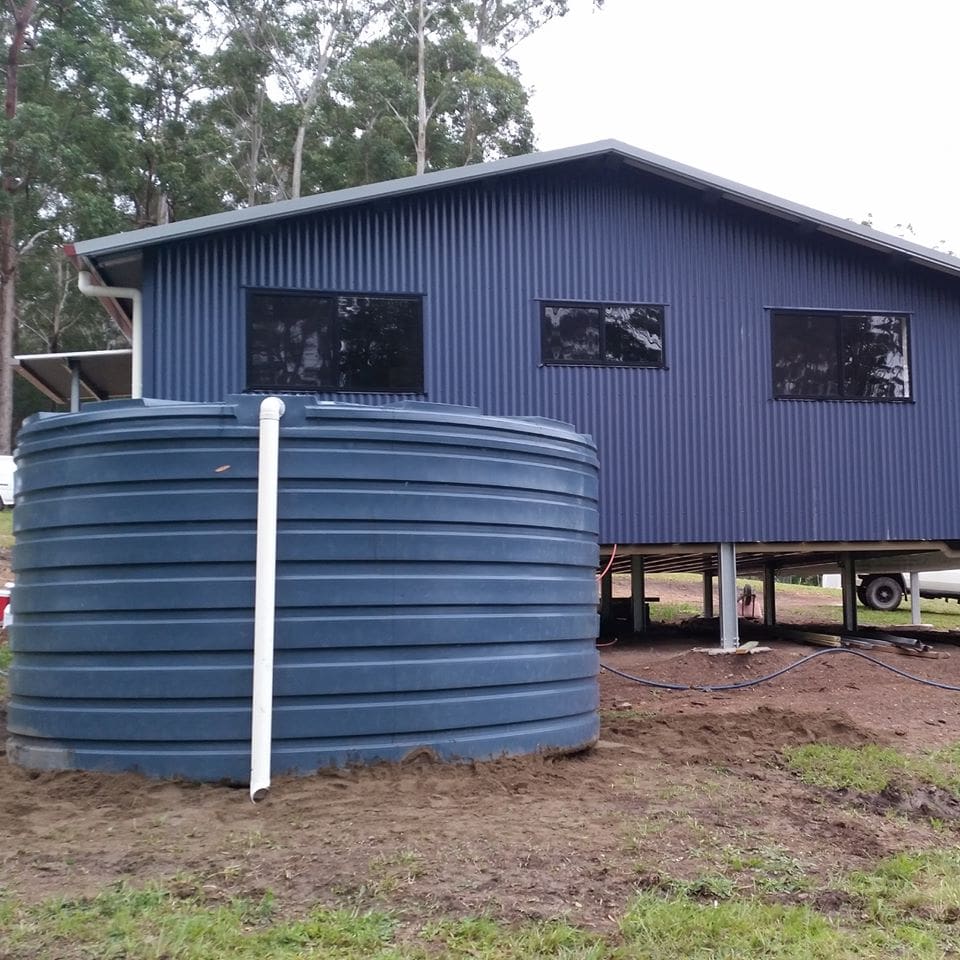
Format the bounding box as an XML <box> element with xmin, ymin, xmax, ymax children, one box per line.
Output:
<box><xmin>513</xmin><ymin>0</ymin><xmax>960</xmax><ymax>256</ymax></box>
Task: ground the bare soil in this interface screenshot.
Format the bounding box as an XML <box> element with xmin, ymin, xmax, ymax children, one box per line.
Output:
<box><xmin>3</xmin><ymin>576</ymin><xmax>960</xmax><ymax>930</ymax></box>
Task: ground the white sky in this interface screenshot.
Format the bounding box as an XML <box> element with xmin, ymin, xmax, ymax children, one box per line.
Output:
<box><xmin>513</xmin><ymin>0</ymin><xmax>960</xmax><ymax>255</ymax></box>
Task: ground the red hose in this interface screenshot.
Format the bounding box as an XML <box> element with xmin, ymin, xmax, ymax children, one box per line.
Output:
<box><xmin>596</xmin><ymin>543</ymin><xmax>618</xmax><ymax>580</ymax></box>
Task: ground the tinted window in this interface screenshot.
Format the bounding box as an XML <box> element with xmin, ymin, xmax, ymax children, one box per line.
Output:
<box><xmin>542</xmin><ymin>305</ymin><xmax>601</xmax><ymax>362</ymax></box>
<box><xmin>338</xmin><ymin>296</ymin><xmax>423</xmax><ymax>392</ymax></box>
<box><xmin>541</xmin><ymin>301</ymin><xmax>665</xmax><ymax>367</ymax></box>
<box><xmin>604</xmin><ymin>305</ymin><xmax>664</xmax><ymax>365</ymax></box>
<box><xmin>247</xmin><ymin>292</ymin><xmax>423</xmax><ymax>393</ymax></box>
<box><xmin>772</xmin><ymin>311</ymin><xmax>909</xmax><ymax>400</ymax></box>
<box><xmin>248</xmin><ymin>294</ymin><xmax>335</xmax><ymax>390</ymax></box>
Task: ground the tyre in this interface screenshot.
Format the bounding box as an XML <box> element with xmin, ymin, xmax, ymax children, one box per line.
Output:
<box><xmin>856</xmin><ymin>586</ymin><xmax>867</xmax><ymax>606</ymax></box>
<box><xmin>862</xmin><ymin>575</ymin><xmax>903</xmax><ymax>611</ymax></box>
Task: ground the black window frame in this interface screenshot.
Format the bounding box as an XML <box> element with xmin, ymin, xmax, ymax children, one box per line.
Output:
<box><xmin>770</xmin><ymin>308</ymin><xmax>912</xmax><ymax>403</ymax></box>
<box><xmin>539</xmin><ymin>299</ymin><xmax>667</xmax><ymax>369</ymax></box>
<box><xmin>245</xmin><ymin>287</ymin><xmax>425</xmax><ymax>394</ymax></box>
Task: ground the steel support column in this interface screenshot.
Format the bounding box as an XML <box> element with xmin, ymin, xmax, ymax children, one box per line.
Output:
<box><xmin>763</xmin><ymin>561</ymin><xmax>777</xmax><ymax>626</ymax></box>
<box><xmin>703</xmin><ymin>572</ymin><xmax>714</xmax><ymax>619</ymax></box>
<box><xmin>910</xmin><ymin>571</ymin><xmax>921</xmax><ymax>626</ymax></box>
<box><xmin>718</xmin><ymin>543</ymin><xmax>739</xmax><ymax>650</ymax></box>
<box><xmin>841</xmin><ymin>553</ymin><xmax>857</xmax><ymax>633</ymax></box>
<box><xmin>631</xmin><ymin>555</ymin><xmax>646</xmax><ymax>633</ymax></box>
<box><xmin>68</xmin><ymin>360</ymin><xmax>81</xmax><ymax>413</ymax></box>
<box><xmin>600</xmin><ymin>566</ymin><xmax>613</xmax><ymax>624</ymax></box>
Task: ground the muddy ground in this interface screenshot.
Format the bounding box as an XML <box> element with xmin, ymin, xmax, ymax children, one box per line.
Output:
<box><xmin>2</xmin><ymin>576</ymin><xmax>960</xmax><ymax>931</ymax></box>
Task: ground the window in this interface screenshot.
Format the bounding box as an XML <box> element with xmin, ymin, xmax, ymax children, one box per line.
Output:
<box><xmin>771</xmin><ymin>310</ymin><xmax>910</xmax><ymax>401</ymax></box>
<box><xmin>247</xmin><ymin>291</ymin><xmax>423</xmax><ymax>393</ymax></box>
<box><xmin>540</xmin><ymin>301</ymin><xmax>665</xmax><ymax>367</ymax></box>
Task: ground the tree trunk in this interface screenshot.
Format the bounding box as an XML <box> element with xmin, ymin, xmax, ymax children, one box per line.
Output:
<box><xmin>0</xmin><ymin>216</ymin><xmax>17</xmax><ymax>452</ymax></box>
<box><xmin>462</xmin><ymin>0</ymin><xmax>488</xmax><ymax>164</ymax></box>
<box><xmin>0</xmin><ymin>0</ymin><xmax>39</xmax><ymax>453</ymax></box>
<box><xmin>247</xmin><ymin>83</ymin><xmax>265</xmax><ymax>205</ymax></box>
<box><xmin>415</xmin><ymin>0</ymin><xmax>428</xmax><ymax>175</ymax></box>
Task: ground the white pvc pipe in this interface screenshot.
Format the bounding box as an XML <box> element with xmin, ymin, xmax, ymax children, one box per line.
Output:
<box><xmin>250</xmin><ymin>396</ymin><xmax>285</xmax><ymax>802</ymax></box>
<box><xmin>77</xmin><ymin>270</ymin><xmax>144</xmax><ymax>399</ymax></box>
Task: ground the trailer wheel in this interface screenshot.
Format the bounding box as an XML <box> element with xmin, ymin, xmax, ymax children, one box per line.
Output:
<box><xmin>862</xmin><ymin>575</ymin><xmax>903</xmax><ymax>611</ymax></box>
<box><xmin>856</xmin><ymin>586</ymin><xmax>867</xmax><ymax>606</ymax></box>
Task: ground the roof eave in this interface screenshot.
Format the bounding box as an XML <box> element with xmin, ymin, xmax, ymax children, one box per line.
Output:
<box><xmin>68</xmin><ymin>139</ymin><xmax>960</xmax><ymax>281</ymax></box>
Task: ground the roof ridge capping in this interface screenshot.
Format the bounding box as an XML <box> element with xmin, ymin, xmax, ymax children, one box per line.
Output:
<box><xmin>69</xmin><ymin>139</ymin><xmax>960</xmax><ymax>279</ymax></box>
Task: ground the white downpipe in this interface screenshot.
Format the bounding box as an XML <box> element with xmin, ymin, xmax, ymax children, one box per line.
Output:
<box><xmin>250</xmin><ymin>396</ymin><xmax>285</xmax><ymax>802</ymax></box>
<box><xmin>77</xmin><ymin>271</ymin><xmax>144</xmax><ymax>399</ymax></box>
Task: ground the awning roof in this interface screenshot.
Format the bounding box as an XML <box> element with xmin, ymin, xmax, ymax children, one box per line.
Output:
<box><xmin>12</xmin><ymin>349</ymin><xmax>132</xmax><ymax>406</ymax></box>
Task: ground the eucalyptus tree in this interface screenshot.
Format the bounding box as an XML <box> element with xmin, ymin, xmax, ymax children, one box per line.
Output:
<box><xmin>1</xmin><ymin>0</ymin><xmax>209</xmax><ymax>445</ymax></box>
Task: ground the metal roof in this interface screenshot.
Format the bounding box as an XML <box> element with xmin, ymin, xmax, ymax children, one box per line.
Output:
<box><xmin>68</xmin><ymin>139</ymin><xmax>960</xmax><ymax>280</ymax></box>
<box><xmin>13</xmin><ymin>350</ymin><xmax>132</xmax><ymax>406</ymax></box>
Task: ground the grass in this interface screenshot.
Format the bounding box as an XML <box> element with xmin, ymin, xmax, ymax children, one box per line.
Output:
<box><xmin>6</xmin><ymin>869</ymin><xmax>960</xmax><ymax>960</ymax></box>
<box><xmin>0</xmin><ymin>883</ymin><xmax>406</xmax><ymax>960</ymax></box>
<box><xmin>783</xmin><ymin>741</ymin><xmax>960</xmax><ymax>795</ymax></box>
<box><xmin>0</xmin><ymin>507</ymin><xmax>11</xmax><ymax>548</ymax></box>
<box><xmin>844</xmin><ymin>850</ymin><xmax>960</xmax><ymax>924</ymax></box>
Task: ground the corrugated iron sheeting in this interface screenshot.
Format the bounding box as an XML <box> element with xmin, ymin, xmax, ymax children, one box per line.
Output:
<box><xmin>147</xmin><ymin>164</ymin><xmax>960</xmax><ymax>544</ymax></box>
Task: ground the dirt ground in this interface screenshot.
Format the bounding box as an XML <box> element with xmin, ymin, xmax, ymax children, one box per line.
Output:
<box><xmin>3</xmin><ymin>576</ymin><xmax>960</xmax><ymax>931</ymax></box>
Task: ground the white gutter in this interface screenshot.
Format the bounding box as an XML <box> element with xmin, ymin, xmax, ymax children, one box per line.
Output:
<box><xmin>249</xmin><ymin>396</ymin><xmax>285</xmax><ymax>801</ymax></box>
<box><xmin>77</xmin><ymin>271</ymin><xmax>143</xmax><ymax>399</ymax></box>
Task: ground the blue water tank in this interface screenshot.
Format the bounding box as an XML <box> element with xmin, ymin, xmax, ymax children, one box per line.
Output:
<box><xmin>8</xmin><ymin>396</ymin><xmax>600</xmax><ymax>781</ymax></box>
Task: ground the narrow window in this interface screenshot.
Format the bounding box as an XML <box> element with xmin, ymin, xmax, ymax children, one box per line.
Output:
<box><xmin>541</xmin><ymin>301</ymin><xmax>665</xmax><ymax>367</ymax></box>
<box><xmin>771</xmin><ymin>310</ymin><xmax>910</xmax><ymax>400</ymax></box>
<box><xmin>247</xmin><ymin>291</ymin><xmax>423</xmax><ymax>393</ymax></box>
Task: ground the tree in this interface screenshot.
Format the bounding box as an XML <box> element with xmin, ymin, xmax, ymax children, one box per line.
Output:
<box><xmin>331</xmin><ymin>1</ymin><xmax>533</xmax><ymax>181</ymax></box>
<box><xmin>0</xmin><ymin>0</ymin><xmax>39</xmax><ymax>454</ymax></box>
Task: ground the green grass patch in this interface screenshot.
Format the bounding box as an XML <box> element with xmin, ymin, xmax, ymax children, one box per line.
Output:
<box><xmin>800</xmin><ymin>601</ymin><xmax>960</xmax><ymax>631</ymax></box>
<box><xmin>843</xmin><ymin>850</ymin><xmax>960</xmax><ymax>925</ymax></box>
<box><xmin>423</xmin><ymin>917</ymin><xmax>606</xmax><ymax>958</ymax></box>
<box><xmin>0</xmin><ymin>507</ymin><xmax>12</xmax><ymax>548</ymax></box>
<box><xmin>784</xmin><ymin>743</ymin><xmax>917</xmax><ymax>792</ymax></box>
<box><xmin>620</xmin><ymin>890</ymin><xmax>948</xmax><ymax>959</ymax></box>
<box><xmin>784</xmin><ymin>741</ymin><xmax>960</xmax><ymax>795</ymax></box>
<box><xmin>6</xmin><ymin>871</ymin><xmax>960</xmax><ymax>960</ymax></box>
<box><xmin>720</xmin><ymin>844</ymin><xmax>812</xmax><ymax>895</ymax></box>
<box><xmin>0</xmin><ymin>883</ymin><xmax>405</xmax><ymax>960</ymax></box>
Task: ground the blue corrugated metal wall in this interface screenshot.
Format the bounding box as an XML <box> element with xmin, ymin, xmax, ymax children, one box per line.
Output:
<box><xmin>144</xmin><ymin>163</ymin><xmax>960</xmax><ymax>544</ymax></box>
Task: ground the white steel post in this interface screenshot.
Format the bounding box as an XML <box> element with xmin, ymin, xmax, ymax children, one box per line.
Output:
<box><xmin>68</xmin><ymin>360</ymin><xmax>81</xmax><ymax>413</ymax></box>
<box><xmin>718</xmin><ymin>543</ymin><xmax>739</xmax><ymax>650</ymax></box>
<box><xmin>910</xmin><ymin>571</ymin><xmax>921</xmax><ymax>626</ymax></box>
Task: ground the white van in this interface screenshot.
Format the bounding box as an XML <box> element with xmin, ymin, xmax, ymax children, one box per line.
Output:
<box><xmin>0</xmin><ymin>455</ymin><xmax>15</xmax><ymax>509</ymax></box>
<box><xmin>858</xmin><ymin>570</ymin><xmax>960</xmax><ymax>611</ymax></box>
<box><xmin>824</xmin><ymin>569</ymin><xmax>960</xmax><ymax>610</ymax></box>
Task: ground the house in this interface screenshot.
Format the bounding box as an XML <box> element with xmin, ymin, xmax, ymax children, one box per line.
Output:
<box><xmin>62</xmin><ymin>140</ymin><xmax>960</xmax><ymax>646</ymax></box>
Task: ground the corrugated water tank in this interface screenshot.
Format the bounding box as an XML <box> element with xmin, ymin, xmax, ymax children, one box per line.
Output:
<box><xmin>8</xmin><ymin>395</ymin><xmax>600</xmax><ymax>781</ymax></box>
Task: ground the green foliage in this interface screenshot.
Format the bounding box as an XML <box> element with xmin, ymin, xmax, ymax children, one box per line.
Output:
<box><xmin>1</xmin><ymin>0</ymin><xmax>575</xmax><ymax>436</ymax></box>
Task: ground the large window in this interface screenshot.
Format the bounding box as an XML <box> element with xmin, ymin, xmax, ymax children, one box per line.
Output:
<box><xmin>541</xmin><ymin>301</ymin><xmax>665</xmax><ymax>367</ymax></box>
<box><xmin>771</xmin><ymin>310</ymin><xmax>910</xmax><ymax>401</ymax></box>
<box><xmin>247</xmin><ymin>291</ymin><xmax>423</xmax><ymax>393</ymax></box>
